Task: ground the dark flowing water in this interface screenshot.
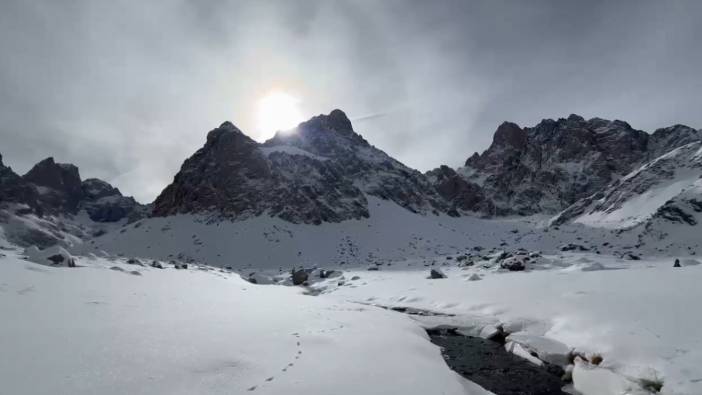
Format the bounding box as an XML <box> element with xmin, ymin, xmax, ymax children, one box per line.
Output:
<box><xmin>427</xmin><ymin>328</ymin><xmax>568</xmax><ymax>395</ymax></box>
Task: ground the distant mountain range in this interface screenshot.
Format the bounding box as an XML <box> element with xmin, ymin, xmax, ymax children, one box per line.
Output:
<box><xmin>1</xmin><ymin>109</ymin><xmax>701</xmax><ymax>252</ymax></box>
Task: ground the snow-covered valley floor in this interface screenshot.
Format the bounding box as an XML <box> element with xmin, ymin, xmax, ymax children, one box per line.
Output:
<box><xmin>1</xmin><ymin>247</ymin><xmax>701</xmax><ymax>394</ymax></box>
<box><xmin>0</xmin><ymin>250</ymin><xmax>486</xmax><ymax>395</ymax></box>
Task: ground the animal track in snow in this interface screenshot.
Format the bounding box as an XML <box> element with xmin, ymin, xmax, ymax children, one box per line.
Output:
<box><xmin>245</xmin><ymin>332</ymin><xmax>303</xmax><ymax>391</ymax></box>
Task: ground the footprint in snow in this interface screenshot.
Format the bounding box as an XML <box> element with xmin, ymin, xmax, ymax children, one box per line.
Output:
<box><xmin>248</xmin><ymin>332</ymin><xmax>303</xmax><ymax>391</ymax></box>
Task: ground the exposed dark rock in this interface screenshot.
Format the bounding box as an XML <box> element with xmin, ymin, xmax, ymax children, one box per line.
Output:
<box><xmin>23</xmin><ymin>157</ymin><xmax>84</xmax><ymax>213</ymax></box>
<box><xmin>655</xmin><ymin>204</ymin><xmax>697</xmax><ymax>226</ymax></box>
<box><xmin>0</xmin><ymin>154</ymin><xmax>39</xmax><ymax>209</ymax></box>
<box><xmin>426</xmin><ymin>166</ymin><xmax>492</xmax><ymax>215</ymax></box>
<box><xmin>80</xmin><ymin>178</ymin><xmax>146</xmax><ymax>222</ymax></box>
<box><xmin>429</xmin><ymin>268</ymin><xmax>446</xmax><ymax>279</ymax></box>
<box><xmin>674</xmin><ymin>259</ymin><xmax>681</xmax><ymax>268</ymax></box>
<box><xmin>292</xmin><ymin>268</ymin><xmax>308</xmax><ymax>285</ymax></box>
<box><xmin>500</xmin><ymin>256</ymin><xmax>526</xmax><ymax>271</ymax></box>
<box><xmin>46</xmin><ymin>254</ymin><xmax>65</xmax><ymax>265</ymax></box>
<box><xmin>126</xmin><ymin>258</ymin><xmax>142</xmax><ymax>265</ymax></box>
<box><xmin>560</xmin><ymin>243</ymin><xmax>589</xmax><ymax>252</ymax></box>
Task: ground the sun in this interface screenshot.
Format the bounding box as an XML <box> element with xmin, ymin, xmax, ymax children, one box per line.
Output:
<box><xmin>256</xmin><ymin>91</ymin><xmax>304</xmax><ymax>140</ymax></box>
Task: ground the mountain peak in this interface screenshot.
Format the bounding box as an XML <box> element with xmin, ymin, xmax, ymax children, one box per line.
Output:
<box><xmin>492</xmin><ymin>121</ymin><xmax>527</xmax><ymax>149</ymax></box>
<box><xmin>206</xmin><ymin>121</ymin><xmax>252</xmax><ymax>146</ymax></box>
<box><xmin>327</xmin><ymin>109</ymin><xmax>353</xmax><ymax>131</ymax></box>
<box><xmin>566</xmin><ymin>114</ymin><xmax>585</xmax><ymax>122</ymax></box>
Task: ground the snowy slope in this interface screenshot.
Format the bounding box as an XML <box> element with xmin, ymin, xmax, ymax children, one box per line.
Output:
<box><xmin>0</xmin><ymin>250</ymin><xmax>489</xmax><ymax>395</ymax></box>
<box><xmin>82</xmin><ymin>196</ymin><xmax>642</xmax><ymax>270</ymax></box>
<box><xmin>552</xmin><ymin>142</ymin><xmax>702</xmax><ymax>229</ymax></box>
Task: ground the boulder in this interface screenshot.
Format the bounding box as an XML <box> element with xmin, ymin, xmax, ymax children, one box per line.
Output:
<box><xmin>500</xmin><ymin>256</ymin><xmax>526</xmax><ymax>271</ymax></box>
<box><xmin>429</xmin><ymin>269</ymin><xmax>446</xmax><ymax>279</ymax></box>
<box><xmin>291</xmin><ymin>269</ymin><xmax>308</xmax><ymax>285</ymax></box>
<box><xmin>23</xmin><ymin>245</ymin><xmax>76</xmax><ymax>268</ymax></box>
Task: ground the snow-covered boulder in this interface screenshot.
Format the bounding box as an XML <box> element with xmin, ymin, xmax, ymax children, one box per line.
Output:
<box><xmin>245</xmin><ymin>272</ymin><xmax>276</xmax><ymax>285</ymax></box>
<box><xmin>24</xmin><ymin>245</ymin><xmax>76</xmax><ymax>267</ymax></box>
<box><xmin>500</xmin><ymin>255</ymin><xmax>526</xmax><ymax>271</ymax></box>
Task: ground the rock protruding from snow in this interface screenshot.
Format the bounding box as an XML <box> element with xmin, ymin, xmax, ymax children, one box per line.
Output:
<box><xmin>291</xmin><ymin>268</ymin><xmax>309</xmax><ymax>285</ymax></box>
<box><xmin>429</xmin><ymin>268</ymin><xmax>446</xmax><ymax>279</ymax></box>
<box><xmin>24</xmin><ymin>245</ymin><xmax>76</xmax><ymax>267</ymax></box>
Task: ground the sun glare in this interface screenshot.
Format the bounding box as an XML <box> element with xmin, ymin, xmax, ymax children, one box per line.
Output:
<box><xmin>256</xmin><ymin>91</ymin><xmax>304</xmax><ymax>140</ymax></box>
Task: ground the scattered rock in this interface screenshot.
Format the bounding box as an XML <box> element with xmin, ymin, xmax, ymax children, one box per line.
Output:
<box><xmin>467</xmin><ymin>273</ymin><xmax>482</xmax><ymax>281</ymax></box>
<box><xmin>292</xmin><ymin>269</ymin><xmax>308</xmax><ymax>285</ymax></box>
<box><xmin>560</xmin><ymin>243</ymin><xmax>589</xmax><ymax>252</ymax></box>
<box><xmin>429</xmin><ymin>269</ymin><xmax>446</xmax><ymax>279</ymax></box>
<box><xmin>500</xmin><ymin>256</ymin><xmax>526</xmax><ymax>271</ymax></box>
<box><xmin>150</xmin><ymin>261</ymin><xmax>164</xmax><ymax>269</ymax></box>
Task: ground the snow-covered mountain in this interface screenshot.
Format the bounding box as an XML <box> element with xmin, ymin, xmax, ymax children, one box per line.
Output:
<box><xmin>153</xmin><ymin>109</ymin><xmax>450</xmax><ymax>224</ymax></box>
<box><xmin>0</xmin><ymin>155</ymin><xmax>147</xmax><ymax>247</ymax></box>
<box><xmin>551</xmin><ymin>141</ymin><xmax>702</xmax><ymax>229</ymax></box>
<box><xmin>550</xmin><ymin>141</ymin><xmax>702</xmax><ymax>254</ymax></box>
<box><xmin>436</xmin><ymin>115</ymin><xmax>702</xmax><ymax>216</ymax></box>
<box><xmin>2</xmin><ymin>109</ymin><xmax>701</xmax><ymax>260</ymax></box>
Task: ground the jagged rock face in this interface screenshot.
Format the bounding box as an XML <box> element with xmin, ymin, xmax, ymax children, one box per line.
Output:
<box><xmin>80</xmin><ymin>178</ymin><xmax>145</xmax><ymax>222</ymax></box>
<box><xmin>1</xmin><ymin>155</ymin><xmax>144</xmax><ymax>223</ymax></box>
<box><xmin>23</xmin><ymin>157</ymin><xmax>84</xmax><ymax>213</ymax></box>
<box><xmin>649</xmin><ymin>125</ymin><xmax>702</xmax><ymax>158</ymax></box>
<box><xmin>153</xmin><ymin>110</ymin><xmax>451</xmax><ymax>224</ymax></box>
<box><xmin>0</xmin><ymin>154</ymin><xmax>38</xmax><ymax>208</ymax></box>
<box><xmin>265</xmin><ymin>110</ymin><xmax>449</xmax><ymax>216</ymax></box>
<box><xmin>425</xmin><ymin>165</ymin><xmax>492</xmax><ymax>215</ymax></box>
<box><xmin>551</xmin><ymin>141</ymin><xmax>702</xmax><ymax>228</ymax></box>
<box><xmin>153</xmin><ymin>119</ymin><xmax>368</xmax><ymax>224</ymax></box>
<box><xmin>458</xmin><ymin>115</ymin><xmax>658</xmax><ymax>215</ymax></box>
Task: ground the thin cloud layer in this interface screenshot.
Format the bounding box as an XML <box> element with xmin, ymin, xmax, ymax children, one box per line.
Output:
<box><xmin>1</xmin><ymin>0</ymin><xmax>701</xmax><ymax>202</ymax></box>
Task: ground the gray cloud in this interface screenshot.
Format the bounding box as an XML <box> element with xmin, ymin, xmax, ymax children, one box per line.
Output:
<box><xmin>1</xmin><ymin>0</ymin><xmax>701</xmax><ymax>202</ymax></box>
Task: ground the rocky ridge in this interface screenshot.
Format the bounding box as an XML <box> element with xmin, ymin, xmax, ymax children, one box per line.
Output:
<box><xmin>435</xmin><ymin>114</ymin><xmax>702</xmax><ymax>216</ymax></box>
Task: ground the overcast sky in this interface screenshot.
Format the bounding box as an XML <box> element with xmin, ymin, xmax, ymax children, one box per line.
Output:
<box><xmin>1</xmin><ymin>0</ymin><xmax>701</xmax><ymax>202</ymax></box>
